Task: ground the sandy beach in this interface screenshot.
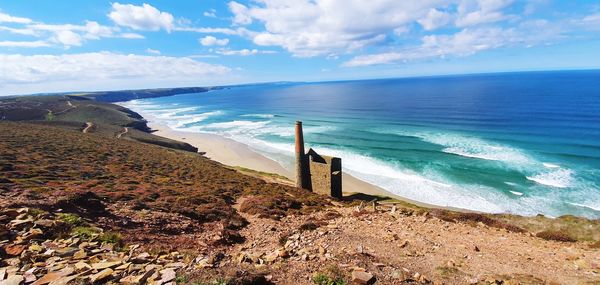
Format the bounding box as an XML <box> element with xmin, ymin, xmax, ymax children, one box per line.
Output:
<box><xmin>136</xmin><ymin>111</ymin><xmax>404</xmax><ymax>200</ymax></box>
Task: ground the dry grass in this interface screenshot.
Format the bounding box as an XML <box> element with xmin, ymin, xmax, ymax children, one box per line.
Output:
<box><xmin>430</xmin><ymin>209</ymin><xmax>526</xmax><ymax>233</ymax></box>
<box><xmin>494</xmin><ymin>214</ymin><xmax>600</xmax><ymax>242</ymax></box>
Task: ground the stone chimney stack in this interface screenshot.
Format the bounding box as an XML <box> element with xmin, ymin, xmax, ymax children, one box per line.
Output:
<box><xmin>295</xmin><ymin>121</ymin><xmax>309</xmax><ymax>189</ymax></box>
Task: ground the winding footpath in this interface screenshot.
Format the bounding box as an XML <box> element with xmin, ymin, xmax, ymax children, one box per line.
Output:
<box><xmin>116</xmin><ymin>127</ymin><xmax>128</xmax><ymax>138</ymax></box>
<box><xmin>82</xmin><ymin>122</ymin><xmax>94</xmax><ymax>133</ymax></box>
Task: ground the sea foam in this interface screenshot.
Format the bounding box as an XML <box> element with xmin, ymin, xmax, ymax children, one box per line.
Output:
<box><xmin>241</xmin><ymin>113</ymin><xmax>276</xmax><ymax>119</ymax></box>
<box><xmin>526</xmin><ymin>168</ymin><xmax>574</xmax><ymax>188</ymax></box>
<box><xmin>413</xmin><ymin>132</ymin><xmax>531</xmax><ymax>164</ymax></box>
<box><xmin>568</xmin><ymin>202</ymin><xmax>600</xmax><ymax>212</ymax></box>
<box><xmin>172</xmin><ymin>111</ymin><xmax>224</xmax><ymax>128</ymax></box>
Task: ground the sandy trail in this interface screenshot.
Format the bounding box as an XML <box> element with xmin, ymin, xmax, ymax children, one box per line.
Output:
<box><xmin>82</xmin><ymin>122</ymin><xmax>94</xmax><ymax>133</ymax></box>
<box><xmin>116</xmin><ymin>127</ymin><xmax>128</xmax><ymax>138</ymax></box>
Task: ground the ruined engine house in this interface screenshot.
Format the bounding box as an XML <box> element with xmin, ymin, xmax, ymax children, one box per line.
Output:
<box><xmin>294</xmin><ymin>121</ymin><xmax>342</xmax><ymax>198</ymax></box>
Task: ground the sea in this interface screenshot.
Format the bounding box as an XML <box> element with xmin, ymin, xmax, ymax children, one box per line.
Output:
<box><xmin>120</xmin><ymin>70</ymin><xmax>600</xmax><ymax>219</ymax></box>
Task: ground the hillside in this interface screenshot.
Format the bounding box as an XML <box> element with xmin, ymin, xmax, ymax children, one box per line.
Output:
<box><xmin>0</xmin><ymin>95</ymin><xmax>197</xmax><ymax>152</ymax></box>
<box><xmin>71</xmin><ymin>87</ymin><xmax>221</xmax><ymax>103</ymax></box>
<box><xmin>1</xmin><ymin>97</ymin><xmax>599</xmax><ymax>284</ymax></box>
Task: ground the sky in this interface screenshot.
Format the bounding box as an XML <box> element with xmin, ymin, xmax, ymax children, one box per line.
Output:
<box><xmin>1</xmin><ymin>0</ymin><xmax>600</xmax><ymax>95</ymax></box>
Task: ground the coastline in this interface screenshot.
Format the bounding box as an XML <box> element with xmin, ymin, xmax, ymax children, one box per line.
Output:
<box><xmin>134</xmin><ymin>109</ymin><xmax>436</xmax><ymax>206</ymax></box>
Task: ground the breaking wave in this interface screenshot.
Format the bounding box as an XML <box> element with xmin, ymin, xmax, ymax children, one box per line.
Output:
<box><xmin>526</xmin><ymin>169</ymin><xmax>574</xmax><ymax>188</ymax></box>
<box><xmin>568</xmin><ymin>202</ymin><xmax>600</xmax><ymax>212</ymax></box>
<box><xmin>410</xmin><ymin>132</ymin><xmax>531</xmax><ymax>164</ymax></box>
<box><xmin>241</xmin><ymin>113</ymin><xmax>276</xmax><ymax>119</ymax></box>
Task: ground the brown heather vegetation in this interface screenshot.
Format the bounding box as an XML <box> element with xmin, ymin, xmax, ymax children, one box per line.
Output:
<box><xmin>0</xmin><ymin>121</ymin><xmax>328</xmax><ymax>232</ymax></box>
<box><xmin>535</xmin><ymin>230</ymin><xmax>577</xmax><ymax>243</ymax></box>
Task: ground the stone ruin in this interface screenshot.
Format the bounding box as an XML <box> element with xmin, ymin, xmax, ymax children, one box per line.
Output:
<box><xmin>294</xmin><ymin>121</ymin><xmax>342</xmax><ymax>198</ymax></box>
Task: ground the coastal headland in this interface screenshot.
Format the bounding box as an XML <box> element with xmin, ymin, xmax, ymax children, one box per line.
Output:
<box><xmin>1</xmin><ymin>91</ymin><xmax>599</xmax><ymax>284</ymax></box>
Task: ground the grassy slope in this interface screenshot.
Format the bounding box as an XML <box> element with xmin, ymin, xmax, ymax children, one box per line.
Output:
<box><xmin>71</xmin><ymin>86</ymin><xmax>217</xmax><ymax>103</ymax></box>
<box><xmin>0</xmin><ymin>95</ymin><xmax>197</xmax><ymax>152</ymax></box>
<box><xmin>0</xmin><ymin>121</ymin><xmax>328</xmax><ymax>224</ymax></box>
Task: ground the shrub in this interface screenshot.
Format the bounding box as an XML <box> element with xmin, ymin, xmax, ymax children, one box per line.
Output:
<box><xmin>313</xmin><ymin>274</ymin><xmax>346</xmax><ymax>285</ymax></box>
<box><xmin>536</xmin><ymin>230</ymin><xmax>576</xmax><ymax>242</ymax></box>
<box><xmin>436</xmin><ymin>266</ymin><xmax>458</xmax><ymax>276</ymax></box>
<box><xmin>430</xmin><ymin>210</ymin><xmax>525</xmax><ymax>233</ymax></box>
<box><xmin>72</xmin><ymin>226</ymin><xmax>100</xmax><ymax>239</ymax></box>
<box><xmin>299</xmin><ymin>222</ymin><xmax>319</xmax><ymax>232</ymax></box>
<box><xmin>313</xmin><ymin>266</ymin><xmax>347</xmax><ymax>285</ymax></box>
<box><xmin>57</xmin><ymin>213</ymin><xmax>82</xmax><ymax>226</ymax></box>
<box><xmin>175</xmin><ymin>275</ymin><xmax>188</xmax><ymax>284</ymax></box>
<box><xmin>99</xmin><ymin>232</ymin><xmax>122</xmax><ymax>244</ymax></box>
<box><xmin>322</xmin><ymin>211</ymin><xmax>342</xmax><ymax>220</ymax></box>
<box><xmin>28</xmin><ymin>208</ymin><xmax>47</xmax><ymax>218</ymax></box>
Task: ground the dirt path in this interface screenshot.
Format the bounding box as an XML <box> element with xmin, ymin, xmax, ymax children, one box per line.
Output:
<box><xmin>232</xmin><ymin>206</ymin><xmax>600</xmax><ymax>284</ymax></box>
<box><xmin>116</xmin><ymin>127</ymin><xmax>128</xmax><ymax>138</ymax></box>
<box><xmin>82</xmin><ymin>122</ymin><xmax>94</xmax><ymax>133</ymax></box>
<box><xmin>53</xmin><ymin>100</ymin><xmax>77</xmax><ymax>115</ymax></box>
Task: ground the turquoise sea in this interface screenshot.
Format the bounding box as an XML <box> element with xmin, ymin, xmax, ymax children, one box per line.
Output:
<box><xmin>120</xmin><ymin>70</ymin><xmax>600</xmax><ymax>218</ymax></box>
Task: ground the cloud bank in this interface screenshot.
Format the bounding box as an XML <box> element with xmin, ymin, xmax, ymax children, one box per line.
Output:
<box><xmin>0</xmin><ymin>52</ymin><xmax>231</xmax><ymax>95</ymax></box>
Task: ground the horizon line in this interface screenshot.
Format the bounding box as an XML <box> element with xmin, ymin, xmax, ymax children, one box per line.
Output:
<box><xmin>4</xmin><ymin>67</ymin><xmax>600</xmax><ymax>97</ymax></box>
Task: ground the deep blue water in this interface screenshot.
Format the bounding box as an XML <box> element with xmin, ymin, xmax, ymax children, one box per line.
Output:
<box><xmin>121</xmin><ymin>70</ymin><xmax>600</xmax><ymax>218</ymax></box>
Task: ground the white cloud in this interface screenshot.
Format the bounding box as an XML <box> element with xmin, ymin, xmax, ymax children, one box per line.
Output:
<box><xmin>455</xmin><ymin>0</ymin><xmax>514</xmax><ymax>27</ymax></box>
<box><xmin>227</xmin><ymin>1</ymin><xmax>451</xmax><ymax>57</ymax></box>
<box><xmin>0</xmin><ymin>40</ymin><xmax>50</xmax><ymax>48</ymax></box>
<box><xmin>581</xmin><ymin>12</ymin><xmax>600</xmax><ymax>28</ymax></box>
<box><xmin>343</xmin><ymin>24</ymin><xmax>555</xmax><ymax>67</ymax></box>
<box><xmin>229</xmin><ymin>2</ymin><xmax>252</xmax><ymax>25</ymax></box>
<box><xmin>0</xmin><ymin>52</ymin><xmax>232</xmax><ymax>95</ymax></box>
<box><xmin>418</xmin><ymin>9</ymin><xmax>452</xmax><ymax>31</ymax></box>
<box><xmin>146</xmin><ymin>48</ymin><xmax>161</xmax><ymax>55</ymax></box>
<box><xmin>52</xmin><ymin>30</ymin><xmax>83</xmax><ymax>47</ymax></box>
<box><xmin>119</xmin><ymin>32</ymin><xmax>145</xmax><ymax>39</ymax></box>
<box><xmin>26</xmin><ymin>22</ymin><xmax>142</xmax><ymax>48</ymax></box>
<box><xmin>0</xmin><ymin>25</ymin><xmax>38</xmax><ymax>36</ymax></box>
<box><xmin>204</xmin><ymin>9</ymin><xmax>217</xmax><ymax>18</ymax></box>
<box><xmin>108</xmin><ymin>3</ymin><xmax>174</xmax><ymax>32</ymax></box>
<box><xmin>199</xmin><ymin>35</ymin><xmax>229</xmax><ymax>46</ymax></box>
<box><xmin>216</xmin><ymin>48</ymin><xmax>275</xmax><ymax>56</ymax></box>
<box><xmin>0</xmin><ymin>12</ymin><xmax>32</xmax><ymax>24</ymax></box>
<box><xmin>174</xmin><ymin>26</ymin><xmax>255</xmax><ymax>38</ymax></box>
<box><xmin>81</xmin><ymin>21</ymin><xmax>115</xmax><ymax>39</ymax></box>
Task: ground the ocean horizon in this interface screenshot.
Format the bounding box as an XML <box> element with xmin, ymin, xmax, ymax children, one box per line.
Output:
<box><xmin>120</xmin><ymin>70</ymin><xmax>600</xmax><ymax>219</ymax></box>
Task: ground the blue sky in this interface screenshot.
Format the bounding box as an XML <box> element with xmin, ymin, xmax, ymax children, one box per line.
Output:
<box><xmin>1</xmin><ymin>0</ymin><xmax>599</xmax><ymax>95</ymax></box>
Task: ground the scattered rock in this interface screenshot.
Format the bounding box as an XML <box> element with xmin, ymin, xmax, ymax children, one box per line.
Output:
<box><xmin>73</xmin><ymin>250</ymin><xmax>86</xmax><ymax>259</ymax></box>
<box><xmin>31</xmin><ymin>272</ymin><xmax>64</xmax><ymax>285</ymax></box>
<box><xmin>120</xmin><ymin>268</ymin><xmax>155</xmax><ymax>284</ymax></box>
<box><xmin>89</xmin><ymin>268</ymin><xmax>113</xmax><ymax>283</ymax></box>
<box><xmin>351</xmin><ymin>269</ymin><xmax>375</xmax><ymax>285</ymax></box>
<box><xmin>159</xmin><ymin>268</ymin><xmax>176</xmax><ymax>283</ymax></box>
<box><xmin>0</xmin><ymin>275</ymin><xmax>23</xmax><ymax>285</ymax></box>
<box><xmin>3</xmin><ymin>245</ymin><xmax>25</xmax><ymax>256</ymax></box>
<box><xmin>91</xmin><ymin>261</ymin><xmax>121</xmax><ymax>270</ymax></box>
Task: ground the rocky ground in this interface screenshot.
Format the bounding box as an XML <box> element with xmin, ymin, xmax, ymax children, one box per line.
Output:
<box><xmin>2</xmin><ymin>201</ymin><xmax>599</xmax><ymax>285</ymax></box>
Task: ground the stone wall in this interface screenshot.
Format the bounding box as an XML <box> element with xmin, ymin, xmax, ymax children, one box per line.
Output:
<box><xmin>307</xmin><ymin>148</ymin><xmax>342</xmax><ymax>198</ymax></box>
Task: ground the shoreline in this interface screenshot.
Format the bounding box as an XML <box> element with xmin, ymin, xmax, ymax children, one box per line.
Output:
<box><xmin>131</xmin><ymin>109</ymin><xmax>447</xmax><ymax>209</ymax></box>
